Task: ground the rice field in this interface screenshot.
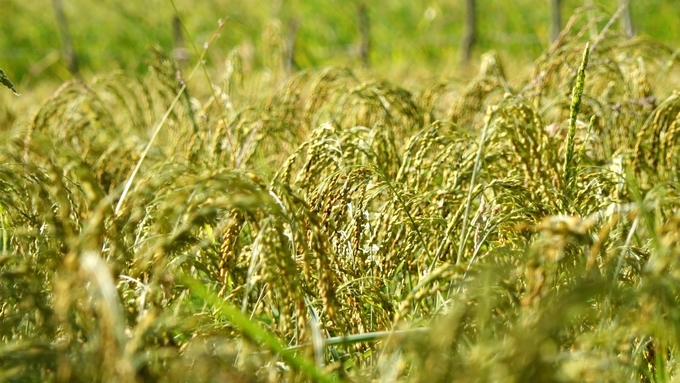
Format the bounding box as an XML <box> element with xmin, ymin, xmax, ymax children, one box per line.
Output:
<box><xmin>2</xmin><ymin>8</ymin><xmax>680</xmax><ymax>383</ymax></box>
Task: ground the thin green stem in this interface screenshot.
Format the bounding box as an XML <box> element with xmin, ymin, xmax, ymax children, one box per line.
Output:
<box><xmin>457</xmin><ymin>105</ymin><xmax>495</xmax><ymax>265</ymax></box>
<box><xmin>183</xmin><ymin>276</ymin><xmax>334</xmax><ymax>383</ymax></box>
<box><xmin>114</xmin><ymin>21</ymin><xmax>226</xmax><ymax>215</ymax></box>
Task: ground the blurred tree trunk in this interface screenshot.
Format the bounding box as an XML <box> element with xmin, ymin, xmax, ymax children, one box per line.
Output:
<box><xmin>171</xmin><ymin>16</ymin><xmax>189</xmax><ymax>68</ymax></box>
<box><xmin>620</xmin><ymin>0</ymin><xmax>634</xmax><ymax>38</ymax></box>
<box><xmin>52</xmin><ymin>0</ymin><xmax>79</xmax><ymax>76</ymax></box>
<box><xmin>285</xmin><ymin>19</ymin><xmax>299</xmax><ymax>74</ymax></box>
<box><xmin>549</xmin><ymin>0</ymin><xmax>561</xmax><ymax>43</ymax></box>
<box><xmin>461</xmin><ymin>0</ymin><xmax>476</xmax><ymax>65</ymax></box>
<box><xmin>358</xmin><ymin>3</ymin><xmax>370</xmax><ymax>67</ymax></box>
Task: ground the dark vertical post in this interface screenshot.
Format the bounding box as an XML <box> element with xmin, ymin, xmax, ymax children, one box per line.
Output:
<box><xmin>620</xmin><ymin>0</ymin><xmax>634</xmax><ymax>38</ymax></box>
<box><xmin>549</xmin><ymin>0</ymin><xmax>562</xmax><ymax>43</ymax></box>
<box><xmin>172</xmin><ymin>16</ymin><xmax>188</xmax><ymax>68</ymax></box>
<box><xmin>285</xmin><ymin>19</ymin><xmax>299</xmax><ymax>74</ymax></box>
<box><xmin>52</xmin><ymin>0</ymin><xmax>79</xmax><ymax>76</ymax></box>
<box><xmin>358</xmin><ymin>3</ymin><xmax>370</xmax><ymax>67</ymax></box>
<box><xmin>461</xmin><ymin>0</ymin><xmax>476</xmax><ymax>65</ymax></box>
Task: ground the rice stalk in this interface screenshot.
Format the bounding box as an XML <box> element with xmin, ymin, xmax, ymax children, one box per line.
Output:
<box><xmin>564</xmin><ymin>42</ymin><xmax>590</xmax><ymax>199</ymax></box>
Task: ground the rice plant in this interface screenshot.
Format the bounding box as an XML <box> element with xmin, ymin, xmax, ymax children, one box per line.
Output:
<box><xmin>2</xmin><ymin>8</ymin><xmax>680</xmax><ymax>383</ymax></box>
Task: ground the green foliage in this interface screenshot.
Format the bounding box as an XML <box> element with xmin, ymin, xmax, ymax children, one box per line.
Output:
<box><xmin>2</xmin><ymin>7</ymin><xmax>680</xmax><ymax>383</ymax></box>
<box><xmin>2</xmin><ymin>0</ymin><xmax>680</xmax><ymax>85</ymax></box>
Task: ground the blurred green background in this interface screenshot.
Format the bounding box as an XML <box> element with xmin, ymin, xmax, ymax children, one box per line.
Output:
<box><xmin>2</xmin><ymin>0</ymin><xmax>679</xmax><ymax>88</ymax></box>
